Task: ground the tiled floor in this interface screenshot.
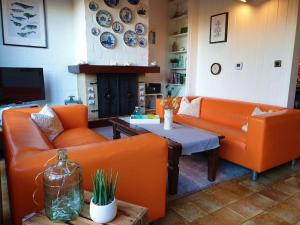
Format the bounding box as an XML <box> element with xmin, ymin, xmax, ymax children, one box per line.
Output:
<box><xmin>157</xmin><ymin>161</ymin><xmax>300</xmax><ymax>225</ymax></box>
<box><xmin>1</xmin><ymin>161</ymin><xmax>300</xmax><ymax>224</ymax></box>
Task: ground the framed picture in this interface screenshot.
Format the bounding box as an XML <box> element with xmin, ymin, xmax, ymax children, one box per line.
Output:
<box><xmin>1</xmin><ymin>0</ymin><xmax>47</xmax><ymax>48</ymax></box>
<box><xmin>210</xmin><ymin>12</ymin><xmax>228</xmax><ymax>44</ymax></box>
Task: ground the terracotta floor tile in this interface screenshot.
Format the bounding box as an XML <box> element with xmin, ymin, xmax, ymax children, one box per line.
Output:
<box><xmin>219</xmin><ymin>181</ymin><xmax>254</xmax><ymax>197</ymax></box>
<box><xmin>191</xmin><ymin>215</ymin><xmax>225</xmax><ymax>225</ymax></box>
<box><xmin>283</xmin><ymin>196</ymin><xmax>300</xmax><ymax>209</ymax></box>
<box><xmin>251</xmin><ymin>212</ymin><xmax>290</xmax><ymax>225</ymax></box>
<box><xmin>284</xmin><ymin>176</ymin><xmax>300</xmax><ymax>188</ymax></box>
<box><xmin>227</xmin><ymin>198</ymin><xmax>263</xmax><ymax>219</ymax></box>
<box><xmin>211</xmin><ymin>207</ymin><xmax>247</xmax><ymax>225</ymax></box>
<box><xmin>258</xmin><ymin>187</ymin><xmax>290</xmax><ymax>202</ymax></box>
<box><xmin>241</xmin><ymin>221</ymin><xmax>257</xmax><ymax>225</ymax></box>
<box><xmin>170</xmin><ymin>201</ymin><xmax>208</xmax><ymax>223</ymax></box>
<box><xmin>208</xmin><ymin>187</ymin><xmax>241</xmax><ymax>205</ymax></box>
<box><xmin>239</xmin><ymin>179</ymin><xmax>267</xmax><ymax>192</ymax></box>
<box><xmin>268</xmin><ymin>202</ymin><xmax>300</xmax><ymax>224</ymax></box>
<box><xmin>190</xmin><ymin>192</ymin><xmax>224</xmax><ymax>213</ymax></box>
<box><xmin>156</xmin><ymin>209</ymin><xmax>188</xmax><ymax>225</ymax></box>
<box><xmin>246</xmin><ymin>193</ymin><xmax>277</xmax><ymax>210</ymax></box>
<box><xmin>272</xmin><ymin>181</ymin><xmax>300</xmax><ymax>196</ymax></box>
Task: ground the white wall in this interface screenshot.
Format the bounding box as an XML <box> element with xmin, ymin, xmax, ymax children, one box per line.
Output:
<box><xmin>0</xmin><ymin>0</ymin><xmax>78</xmax><ymax>105</ymax></box>
<box><xmin>189</xmin><ymin>0</ymin><xmax>300</xmax><ymax>107</ymax></box>
<box><xmin>84</xmin><ymin>0</ymin><xmax>149</xmax><ymax>66</ymax></box>
<box><xmin>146</xmin><ymin>0</ymin><xmax>168</xmax><ymax>84</ymax></box>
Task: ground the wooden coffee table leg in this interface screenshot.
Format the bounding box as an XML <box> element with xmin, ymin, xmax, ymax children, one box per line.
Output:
<box><xmin>112</xmin><ymin>124</ymin><xmax>121</xmax><ymax>140</ymax></box>
<box><xmin>208</xmin><ymin>148</ymin><xmax>219</xmax><ymax>182</ymax></box>
<box><xmin>168</xmin><ymin>143</ymin><xmax>182</xmax><ymax>195</ymax></box>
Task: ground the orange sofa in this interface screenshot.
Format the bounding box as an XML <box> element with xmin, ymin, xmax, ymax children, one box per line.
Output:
<box><xmin>2</xmin><ymin>105</ymin><xmax>168</xmax><ymax>225</ymax></box>
<box><xmin>156</xmin><ymin>97</ymin><xmax>300</xmax><ymax>178</ymax></box>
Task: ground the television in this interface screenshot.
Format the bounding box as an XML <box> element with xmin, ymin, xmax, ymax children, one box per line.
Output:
<box><xmin>0</xmin><ymin>67</ymin><xmax>45</xmax><ymax>105</ymax></box>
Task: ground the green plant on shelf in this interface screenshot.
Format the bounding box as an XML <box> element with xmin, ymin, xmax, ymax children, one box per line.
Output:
<box><xmin>170</xmin><ymin>58</ymin><xmax>179</xmax><ymax>68</ymax></box>
<box><xmin>92</xmin><ymin>169</ymin><xmax>118</xmax><ymax>206</ymax></box>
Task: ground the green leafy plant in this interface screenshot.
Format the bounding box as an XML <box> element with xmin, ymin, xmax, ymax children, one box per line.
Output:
<box><xmin>92</xmin><ymin>169</ymin><xmax>118</xmax><ymax>206</ymax></box>
<box><xmin>170</xmin><ymin>58</ymin><xmax>179</xmax><ymax>64</ymax></box>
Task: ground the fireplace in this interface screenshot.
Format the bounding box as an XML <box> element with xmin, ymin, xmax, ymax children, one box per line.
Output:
<box><xmin>68</xmin><ymin>64</ymin><xmax>160</xmax><ymax>120</ymax></box>
<box><xmin>97</xmin><ymin>74</ymin><xmax>137</xmax><ymax>118</ymax></box>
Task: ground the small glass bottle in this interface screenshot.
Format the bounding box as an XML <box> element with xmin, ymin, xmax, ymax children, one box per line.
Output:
<box><xmin>43</xmin><ymin>149</ymin><xmax>83</xmax><ymax>222</ymax></box>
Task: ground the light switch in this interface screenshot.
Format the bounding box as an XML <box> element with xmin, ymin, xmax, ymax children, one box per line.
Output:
<box><xmin>236</xmin><ymin>62</ymin><xmax>243</xmax><ymax>70</ymax></box>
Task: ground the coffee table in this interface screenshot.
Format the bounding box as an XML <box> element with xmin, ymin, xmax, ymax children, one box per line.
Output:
<box><xmin>109</xmin><ymin>118</ymin><xmax>224</xmax><ymax>195</ymax></box>
<box><xmin>23</xmin><ymin>191</ymin><xmax>148</xmax><ymax>225</ymax></box>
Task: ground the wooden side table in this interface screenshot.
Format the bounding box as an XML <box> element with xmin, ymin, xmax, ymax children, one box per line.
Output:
<box><xmin>23</xmin><ymin>191</ymin><xmax>148</xmax><ymax>225</ymax></box>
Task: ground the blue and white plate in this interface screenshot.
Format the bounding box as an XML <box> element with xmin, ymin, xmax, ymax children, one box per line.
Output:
<box><xmin>128</xmin><ymin>0</ymin><xmax>140</xmax><ymax>5</ymax></box>
<box><xmin>138</xmin><ymin>37</ymin><xmax>147</xmax><ymax>48</ymax></box>
<box><xmin>124</xmin><ymin>30</ymin><xmax>137</xmax><ymax>47</ymax></box>
<box><xmin>135</xmin><ymin>23</ymin><xmax>145</xmax><ymax>35</ymax></box>
<box><xmin>100</xmin><ymin>32</ymin><xmax>116</xmax><ymax>49</ymax></box>
<box><xmin>104</xmin><ymin>0</ymin><xmax>119</xmax><ymax>8</ymax></box>
<box><xmin>137</xmin><ymin>4</ymin><xmax>148</xmax><ymax>17</ymax></box>
<box><xmin>89</xmin><ymin>1</ymin><xmax>98</xmax><ymax>11</ymax></box>
<box><xmin>96</xmin><ymin>10</ymin><xmax>113</xmax><ymax>27</ymax></box>
<box><xmin>112</xmin><ymin>21</ymin><xmax>124</xmax><ymax>34</ymax></box>
<box><xmin>120</xmin><ymin>7</ymin><xmax>133</xmax><ymax>24</ymax></box>
<box><xmin>91</xmin><ymin>27</ymin><xmax>100</xmax><ymax>36</ymax></box>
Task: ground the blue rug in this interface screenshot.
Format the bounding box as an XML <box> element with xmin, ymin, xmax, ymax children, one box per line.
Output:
<box><xmin>94</xmin><ymin>127</ymin><xmax>250</xmax><ymax>199</ymax></box>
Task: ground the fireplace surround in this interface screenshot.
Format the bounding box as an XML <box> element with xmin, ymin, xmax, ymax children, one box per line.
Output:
<box><xmin>68</xmin><ymin>64</ymin><xmax>160</xmax><ymax>120</ymax></box>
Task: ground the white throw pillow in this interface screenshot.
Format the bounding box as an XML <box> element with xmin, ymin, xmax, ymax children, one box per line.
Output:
<box><xmin>242</xmin><ymin>107</ymin><xmax>273</xmax><ymax>132</ymax></box>
<box><xmin>31</xmin><ymin>105</ymin><xmax>64</xmax><ymax>141</ymax></box>
<box><xmin>177</xmin><ymin>97</ymin><xmax>201</xmax><ymax>118</ymax></box>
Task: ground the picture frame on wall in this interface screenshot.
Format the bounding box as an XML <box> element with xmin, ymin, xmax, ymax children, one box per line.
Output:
<box><xmin>209</xmin><ymin>12</ymin><xmax>228</xmax><ymax>44</ymax></box>
<box><xmin>1</xmin><ymin>0</ymin><xmax>47</xmax><ymax>48</ymax></box>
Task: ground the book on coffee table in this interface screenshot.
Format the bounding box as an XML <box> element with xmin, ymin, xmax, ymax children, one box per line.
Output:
<box><xmin>129</xmin><ymin>114</ymin><xmax>160</xmax><ymax>124</ymax></box>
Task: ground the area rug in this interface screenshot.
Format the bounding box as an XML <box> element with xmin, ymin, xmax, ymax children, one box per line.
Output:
<box><xmin>94</xmin><ymin>127</ymin><xmax>250</xmax><ymax>200</ymax></box>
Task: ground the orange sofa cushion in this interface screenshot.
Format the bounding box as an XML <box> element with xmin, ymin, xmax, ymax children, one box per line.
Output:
<box><xmin>53</xmin><ymin>128</ymin><xmax>108</xmax><ymax>148</ymax></box>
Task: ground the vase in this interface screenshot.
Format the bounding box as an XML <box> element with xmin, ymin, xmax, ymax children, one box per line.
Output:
<box><xmin>90</xmin><ymin>198</ymin><xmax>117</xmax><ymax>223</ymax></box>
<box><xmin>43</xmin><ymin>149</ymin><xmax>83</xmax><ymax>222</ymax></box>
<box><xmin>164</xmin><ymin>109</ymin><xmax>173</xmax><ymax>130</ymax></box>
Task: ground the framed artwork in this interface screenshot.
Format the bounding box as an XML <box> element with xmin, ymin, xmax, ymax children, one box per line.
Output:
<box><xmin>1</xmin><ymin>0</ymin><xmax>47</xmax><ymax>48</ymax></box>
<box><xmin>209</xmin><ymin>12</ymin><xmax>228</xmax><ymax>44</ymax></box>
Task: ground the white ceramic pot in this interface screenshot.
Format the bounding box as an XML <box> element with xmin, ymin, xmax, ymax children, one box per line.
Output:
<box><xmin>90</xmin><ymin>198</ymin><xmax>117</xmax><ymax>223</ymax></box>
<box><xmin>164</xmin><ymin>109</ymin><xmax>173</xmax><ymax>130</ymax></box>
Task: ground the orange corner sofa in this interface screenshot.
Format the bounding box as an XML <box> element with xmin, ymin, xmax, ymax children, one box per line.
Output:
<box><xmin>2</xmin><ymin>105</ymin><xmax>168</xmax><ymax>225</ymax></box>
<box><xmin>156</xmin><ymin>96</ymin><xmax>300</xmax><ymax>179</ymax></box>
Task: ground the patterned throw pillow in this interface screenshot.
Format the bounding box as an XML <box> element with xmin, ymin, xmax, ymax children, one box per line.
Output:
<box><xmin>177</xmin><ymin>97</ymin><xmax>202</xmax><ymax>118</ymax></box>
<box><xmin>31</xmin><ymin>105</ymin><xmax>64</xmax><ymax>141</ymax></box>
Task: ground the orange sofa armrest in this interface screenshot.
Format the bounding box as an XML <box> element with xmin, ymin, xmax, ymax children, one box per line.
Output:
<box><xmin>247</xmin><ymin>109</ymin><xmax>300</xmax><ymax>172</ymax></box>
<box><xmin>52</xmin><ymin>105</ymin><xmax>88</xmax><ymax>129</ymax></box>
<box><xmin>155</xmin><ymin>97</ymin><xmax>182</xmax><ymax>118</ymax></box>
<box><xmin>9</xmin><ymin>133</ymin><xmax>168</xmax><ymax>224</ymax></box>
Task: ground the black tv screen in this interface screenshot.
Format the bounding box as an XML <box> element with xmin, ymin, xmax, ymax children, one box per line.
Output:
<box><xmin>0</xmin><ymin>67</ymin><xmax>45</xmax><ymax>105</ymax></box>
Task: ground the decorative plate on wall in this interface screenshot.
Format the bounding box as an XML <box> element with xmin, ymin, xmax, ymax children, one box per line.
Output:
<box><xmin>128</xmin><ymin>0</ymin><xmax>140</xmax><ymax>5</ymax></box>
<box><xmin>112</xmin><ymin>21</ymin><xmax>124</xmax><ymax>34</ymax></box>
<box><xmin>135</xmin><ymin>23</ymin><xmax>145</xmax><ymax>35</ymax></box>
<box><xmin>138</xmin><ymin>37</ymin><xmax>147</xmax><ymax>48</ymax></box>
<box><xmin>120</xmin><ymin>7</ymin><xmax>133</xmax><ymax>24</ymax></box>
<box><xmin>137</xmin><ymin>4</ymin><xmax>148</xmax><ymax>17</ymax></box>
<box><xmin>91</xmin><ymin>27</ymin><xmax>100</xmax><ymax>36</ymax></box>
<box><xmin>104</xmin><ymin>0</ymin><xmax>119</xmax><ymax>8</ymax></box>
<box><xmin>124</xmin><ymin>30</ymin><xmax>137</xmax><ymax>47</ymax></box>
<box><xmin>100</xmin><ymin>32</ymin><xmax>117</xmax><ymax>49</ymax></box>
<box><xmin>89</xmin><ymin>1</ymin><xmax>99</xmax><ymax>11</ymax></box>
<box><xmin>96</xmin><ymin>10</ymin><xmax>113</xmax><ymax>27</ymax></box>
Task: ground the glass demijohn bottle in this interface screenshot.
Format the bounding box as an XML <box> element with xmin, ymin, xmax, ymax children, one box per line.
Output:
<box><xmin>43</xmin><ymin>149</ymin><xmax>83</xmax><ymax>222</ymax></box>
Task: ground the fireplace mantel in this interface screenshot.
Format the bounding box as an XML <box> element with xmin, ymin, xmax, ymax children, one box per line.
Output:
<box><xmin>68</xmin><ymin>64</ymin><xmax>160</xmax><ymax>75</ymax></box>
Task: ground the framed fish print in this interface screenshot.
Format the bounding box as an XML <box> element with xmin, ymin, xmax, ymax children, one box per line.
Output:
<box><xmin>209</xmin><ymin>12</ymin><xmax>228</xmax><ymax>44</ymax></box>
<box><xmin>1</xmin><ymin>0</ymin><xmax>47</xmax><ymax>48</ymax></box>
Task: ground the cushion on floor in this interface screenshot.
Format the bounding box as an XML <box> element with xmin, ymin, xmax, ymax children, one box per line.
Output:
<box><xmin>53</xmin><ymin>128</ymin><xmax>108</xmax><ymax>148</ymax></box>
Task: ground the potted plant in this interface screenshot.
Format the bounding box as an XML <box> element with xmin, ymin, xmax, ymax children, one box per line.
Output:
<box><xmin>90</xmin><ymin>169</ymin><xmax>118</xmax><ymax>223</ymax></box>
<box><xmin>160</xmin><ymin>97</ymin><xmax>179</xmax><ymax>130</ymax></box>
<box><xmin>170</xmin><ymin>58</ymin><xmax>179</xmax><ymax>68</ymax></box>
